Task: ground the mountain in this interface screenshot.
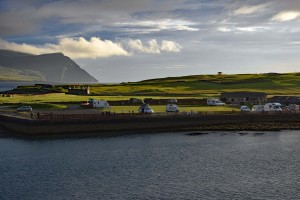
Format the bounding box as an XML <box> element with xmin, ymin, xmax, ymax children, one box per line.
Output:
<box><xmin>0</xmin><ymin>50</ymin><xmax>98</xmax><ymax>83</ymax></box>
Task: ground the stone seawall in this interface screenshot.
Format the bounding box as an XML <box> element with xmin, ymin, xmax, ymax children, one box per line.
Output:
<box><xmin>1</xmin><ymin>113</ymin><xmax>300</xmax><ymax>137</ymax></box>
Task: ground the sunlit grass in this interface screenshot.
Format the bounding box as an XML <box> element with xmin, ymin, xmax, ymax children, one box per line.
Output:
<box><xmin>9</xmin><ymin>103</ymin><xmax>68</xmax><ymax>110</ymax></box>
<box><xmin>83</xmin><ymin>73</ymin><xmax>300</xmax><ymax>96</ymax></box>
<box><xmin>0</xmin><ymin>93</ymin><xmax>204</xmax><ymax>104</ymax></box>
<box><xmin>109</xmin><ymin>105</ymin><xmax>240</xmax><ymax>113</ymax></box>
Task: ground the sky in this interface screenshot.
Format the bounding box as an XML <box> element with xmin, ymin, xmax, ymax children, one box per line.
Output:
<box><xmin>1</xmin><ymin>0</ymin><xmax>300</xmax><ymax>82</ymax></box>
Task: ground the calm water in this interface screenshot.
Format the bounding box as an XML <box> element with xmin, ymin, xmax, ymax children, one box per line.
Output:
<box><xmin>0</xmin><ymin>81</ymin><xmax>34</xmax><ymax>92</ymax></box>
<box><xmin>0</xmin><ymin>130</ymin><xmax>299</xmax><ymax>200</ymax></box>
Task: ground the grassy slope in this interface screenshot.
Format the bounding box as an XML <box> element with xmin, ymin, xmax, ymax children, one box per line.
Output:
<box><xmin>0</xmin><ymin>66</ymin><xmax>44</xmax><ymax>81</ymax></box>
<box><xmin>89</xmin><ymin>73</ymin><xmax>300</xmax><ymax>96</ymax></box>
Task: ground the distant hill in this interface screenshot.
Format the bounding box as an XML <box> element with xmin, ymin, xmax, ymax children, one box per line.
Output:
<box><xmin>0</xmin><ymin>50</ymin><xmax>98</xmax><ymax>83</ymax></box>
<box><xmin>88</xmin><ymin>73</ymin><xmax>300</xmax><ymax>96</ymax></box>
<box><xmin>2</xmin><ymin>72</ymin><xmax>300</xmax><ymax>96</ymax></box>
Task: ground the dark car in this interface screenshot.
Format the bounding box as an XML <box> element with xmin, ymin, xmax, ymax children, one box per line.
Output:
<box><xmin>17</xmin><ymin>106</ymin><xmax>33</xmax><ymax>112</ymax></box>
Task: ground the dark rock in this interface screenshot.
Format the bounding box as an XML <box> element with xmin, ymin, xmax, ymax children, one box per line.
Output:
<box><xmin>186</xmin><ymin>132</ymin><xmax>209</xmax><ymax>136</ymax></box>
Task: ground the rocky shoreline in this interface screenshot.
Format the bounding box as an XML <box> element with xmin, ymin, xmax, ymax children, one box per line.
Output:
<box><xmin>1</xmin><ymin>113</ymin><xmax>300</xmax><ymax>138</ymax></box>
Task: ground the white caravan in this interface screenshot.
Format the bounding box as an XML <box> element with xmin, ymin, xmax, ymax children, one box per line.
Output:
<box><xmin>207</xmin><ymin>99</ymin><xmax>226</xmax><ymax>106</ymax></box>
<box><xmin>252</xmin><ymin>103</ymin><xmax>282</xmax><ymax>112</ymax></box>
<box><xmin>251</xmin><ymin>105</ymin><xmax>264</xmax><ymax>112</ymax></box>
<box><xmin>138</xmin><ymin>103</ymin><xmax>154</xmax><ymax>113</ymax></box>
<box><xmin>264</xmin><ymin>103</ymin><xmax>282</xmax><ymax>112</ymax></box>
<box><xmin>88</xmin><ymin>98</ymin><xmax>110</xmax><ymax>109</ymax></box>
<box><xmin>166</xmin><ymin>104</ymin><xmax>179</xmax><ymax>112</ymax></box>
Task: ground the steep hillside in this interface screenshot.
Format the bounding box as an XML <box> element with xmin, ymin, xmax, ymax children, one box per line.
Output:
<box><xmin>0</xmin><ymin>50</ymin><xmax>98</xmax><ymax>83</ymax></box>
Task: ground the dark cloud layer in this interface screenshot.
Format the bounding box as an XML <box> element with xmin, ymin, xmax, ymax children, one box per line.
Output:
<box><xmin>1</xmin><ymin>0</ymin><xmax>300</xmax><ymax>82</ymax></box>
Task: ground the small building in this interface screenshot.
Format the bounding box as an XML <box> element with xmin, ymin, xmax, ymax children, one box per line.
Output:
<box><xmin>68</xmin><ymin>86</ymin><xmax>90</xmax><ymax>95</ymax></box>
<box><xmin>2</xmin><ymin>93</ymin><xmax>13</xmax><ymax>97</ymax></box>
<box><xmin>268</xmin><ymin>96</ymin><xmax>300</xmax><ymax>105</ymax></box>
<box><xmin>220</xmin><ymin>92</ymin><xmax>267</xmax><ymax>105</ymax></box>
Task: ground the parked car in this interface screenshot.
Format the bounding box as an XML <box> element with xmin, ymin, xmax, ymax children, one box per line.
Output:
<box><xmin>240</xmin><ymin>106</ymin><xmax>250</xmax><ymax>112</ymax></box>
<box><xmin>17</xmin><ymin>106</ymin><xmax>33</xmax><ymax>112</ymax></box>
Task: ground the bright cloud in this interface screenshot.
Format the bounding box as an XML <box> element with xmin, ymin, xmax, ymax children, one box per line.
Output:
<box><xmin>124</xmin><ymin>39</ymin><xmax>182</xmax><ymax>54</ymax></box>
<box><xmin>0</xmin><ymin>37</ymin><xmax>182</xmax><ymax>59</ymax></box>
<box><xmin>236</xmin><ymin>27</ymin><xmax>266</xmax><ymax>32</ymax></box>
<box><xmin>234</xmin><ymin>4</ymin><xmax>268</xmax><ymax>15</ymax></box>
<box><xmin>175</xmin><ymin>25</ymin><xmax>199</xmax><ymax>32</ymax></box>
<box><xmin>217</xmin><ymin>27</ymin><xmax>232</xmax><ymax>32</ymax></box>
<box><xmin>116</xmin><ymin>19</ymin><xmax>199</xmax><ymax>32</ymax></box>
<box><xmin>0</xmin><ymin>37</ymin><xmax>129</xmax><ymax>59</ymax></box>
<box><xmin>272</xmin><ymin>11</ymin><xmax>300</xmax><ymax>22</ymax></box>
<box><xmin>217</xmin><ymin>26</ymin><xmax>268</xmax><ymax>33</ymax></box>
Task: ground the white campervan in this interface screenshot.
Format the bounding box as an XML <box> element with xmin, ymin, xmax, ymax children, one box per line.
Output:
<box><xmin>207</xmin><ymin>99</ymin><xmax>225</xmax><ymax>106</ymax></box>
<box><xmin>166</xmin><ymin>104</ymin><xmax>179</xmax><ymax>112</ymax></box>
<box><xmin>88</xmin><ymin>98</ymin><xmax>111</xmax><ymax>109</ymax></box>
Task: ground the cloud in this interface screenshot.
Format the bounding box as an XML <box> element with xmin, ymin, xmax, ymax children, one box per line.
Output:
<box><xmin>161</xmin><ymin>40</ymin><xmax>182</xmax><ymax>52</ymax></box>
<box><xmin>124</xmin><ymin>39</ymin><xmax>182</xmax><ymax>54</ymax></box>
<box><xmin>272</xmin><ymin>11</ymin><xmax>300</xmax><ymax>22</ymax></box>
<box><xmin>0</xmin><ymin>13</ymin><xmax>37</xmax><ymax>36</ymax></box>
<box><xmin>217</xmin><ymin>27</ymin><xmax>232</xmax><ymax>32</ymax></box>
<box><xmin>150</xmin><ymin>64</ymin><xmax>186</xmax><ymax>69</ymax></box>
<box><xmin>234</xmin><ymin>4</ymin><xmax>268</xmax><ymax>15</ymax></box>
<box><xmin>165</xmin><ymin>65</ymin><xmax>186</xmax><ymax>69</ymax></box>
<box><xmin>236</xmin><ymin>26</ymin><xmax>268</xmax><ymax>32</ymax></box>
<box><xmin>0</xmin><ymin>0</ymin><xmax>201</xmax><ymax>37</ymax></box>
<box><xmin>0</xmin><ymin>37</ymin><xmax>129</xmax><ymax>59</ymax></box>
<box><xmin>0</xmin><ymin>37</ymin><xmax>182</xmax><ymax>58</ymax></box>
<box><xmin>217</xmin><ymin>26</ymin><xmax>269</xmax><ymax>33</ymax></box>
<box><xmin>115</xmin><ymin>19</ymin><xmax>199</xmax><ymax>33</ymax></box>
<box><xmin>175</xmin><ymin>25</ymin><xmax>199</xmax><ymax>32</ymax></box>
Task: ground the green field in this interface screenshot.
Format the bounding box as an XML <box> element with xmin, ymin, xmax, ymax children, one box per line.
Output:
<box><xmin>0</xmin><ymin>93</ymin><xmax>202</xmax><ymax>104</ymax></box>
<box><xmin>1</xmin><ymin>73</ymin><xmax>300</xmax><ymax>105</ymax></box>
<box><xmin>9</xmin><ymin>103</ymin><xmax>68</xmax><ymax>110</ymax></box>
<box><xmin>86</xmin><ymin>73</ymin><xmax>300</xmax><ymax>96</ymax></box>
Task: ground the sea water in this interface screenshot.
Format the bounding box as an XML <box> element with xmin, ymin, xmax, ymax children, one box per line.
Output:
<box><xmin>0</xmin><ymin>130</ymin><xmax>299</xmax><ymax>200</ymax></box>
<box><xmin>0</xmin><ymin>81</ymin><xmax>33</xmax><ymax>92</ymax></box>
